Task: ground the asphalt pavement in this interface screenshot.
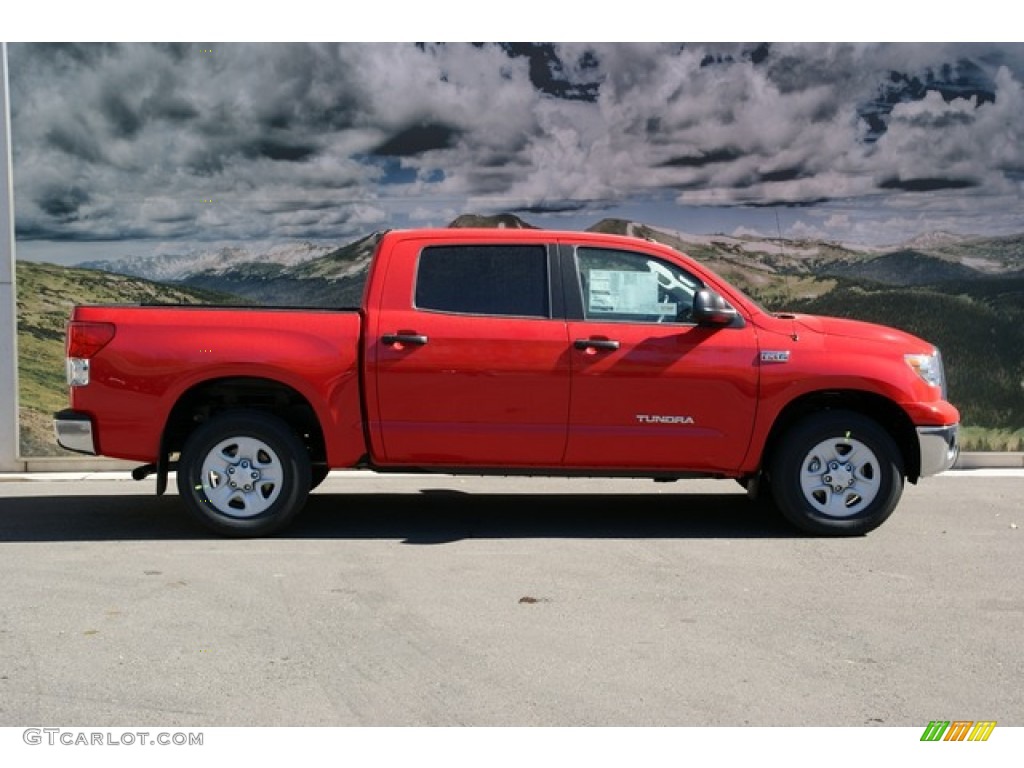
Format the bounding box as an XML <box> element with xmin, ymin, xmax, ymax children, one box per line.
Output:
<box><xmin>0</xmin><ymin>470</ymin><xmax>1021</xmax><ymax>726</ymax></box>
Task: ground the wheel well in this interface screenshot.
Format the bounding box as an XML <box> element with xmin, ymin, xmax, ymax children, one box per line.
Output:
<box><xmin>163</xmin><ymin>377</ymin><xmax>326</xmax><ymax>465</ymax></box>
<box><xmin>762</xmin><ymin>391</ymin><xmax>921</xmax><ymax>482</ymax></box>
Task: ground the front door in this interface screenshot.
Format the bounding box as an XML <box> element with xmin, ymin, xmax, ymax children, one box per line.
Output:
<box><xmin>563</xmin><ymin>245</ymin><xmax>759</xmax><ymax>472</ymax></box>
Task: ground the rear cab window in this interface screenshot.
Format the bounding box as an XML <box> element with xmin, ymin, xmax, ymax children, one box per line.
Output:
<box><xmin>415</xmin><ymin>244</ymin><xmax>551</xmax><ymax>318</ymax></box>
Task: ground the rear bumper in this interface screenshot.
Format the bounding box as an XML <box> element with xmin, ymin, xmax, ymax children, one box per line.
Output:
<box><xmin>53</xmin><ymin>410</ymin><xmax>97</xmax><ymax>455</ymax></box>
<box><xmin>917</xmin><ymin>424</ymin><xmax>959</xmax><ymax>477</ymax></box>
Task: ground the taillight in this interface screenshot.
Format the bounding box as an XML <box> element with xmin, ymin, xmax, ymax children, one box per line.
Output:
<box><xmin>66</xmin><ymin>322</ymin><xmax>115</xmax><ymax>387</ymax></box>
<box><xmin>67</xmin><ymin>321</ymin><xmax>116</xmax><ymax>358</ymax></box>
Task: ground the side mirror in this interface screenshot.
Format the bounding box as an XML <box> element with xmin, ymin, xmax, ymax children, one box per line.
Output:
<box><xmin>692</xmin><ymin>290</ymin><xmax>738</xmax><ymax>327</ymax></box>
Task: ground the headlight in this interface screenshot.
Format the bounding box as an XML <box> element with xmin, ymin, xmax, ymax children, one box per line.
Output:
<box><xmin>905</xmin><ymin>349</ymin><xmax>946</xmax><ymax>397</ymax></box>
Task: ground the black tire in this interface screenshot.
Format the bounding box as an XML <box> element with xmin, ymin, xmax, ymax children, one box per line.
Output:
<box><xmin>177</xmin><ymin>410</ymin><xmax>311</xmax><ymax>537</ymax></box>
<box><xmin>769</xmin><ymin>410</ymin><xmax>904</xmax><ymax>536</ymax></box>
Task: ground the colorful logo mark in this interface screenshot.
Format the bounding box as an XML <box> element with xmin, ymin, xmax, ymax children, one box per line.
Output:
<box><xmin>920</xmin><ymin>721</ymin><xmax>996</xmax><ymax>742</ymax></box>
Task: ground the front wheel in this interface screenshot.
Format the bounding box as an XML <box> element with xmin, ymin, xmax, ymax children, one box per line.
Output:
<box><xmin>769</xmin><ymin>411</ymin><xmax>904</xmax><ymax>536</ymax></box>
<box><xmin>177</xmin><ymin>411</ymin><xmax>311</xmax><ymax>537</ymax></box>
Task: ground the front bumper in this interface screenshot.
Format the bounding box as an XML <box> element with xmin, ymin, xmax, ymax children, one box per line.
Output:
<box><xmin>917</xmin><ymin>424</ymin><xmax>959</xmax><ymax>477</ymax></box>
<box><xmin>53</xmin><ymin>409</ymin><xmax>97</xmax><ymax>455</ymax></box>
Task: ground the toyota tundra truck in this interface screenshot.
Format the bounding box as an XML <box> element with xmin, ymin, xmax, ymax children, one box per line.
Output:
<box><xmin>54</xmin><ymin>228</ymin><xmax>960</xmax><ymax>537</ymax></box>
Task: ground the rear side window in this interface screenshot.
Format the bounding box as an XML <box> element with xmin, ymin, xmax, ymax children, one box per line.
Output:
<box><xmin>415</xmin><ymin>245</ymin><xmax>550</xmax><ymax>318</ymax></box>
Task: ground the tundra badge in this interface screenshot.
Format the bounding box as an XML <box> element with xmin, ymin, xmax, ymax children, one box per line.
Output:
<box><xmin>635</xmin><ymin>414</ymin><xmax>695</xmax><ymax>425</ymax></box>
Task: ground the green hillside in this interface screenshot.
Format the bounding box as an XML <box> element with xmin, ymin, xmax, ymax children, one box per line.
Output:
<box><xmin>780</xmin><ymin>279</ymin><xmax>1024</xmax><ymax>436</ymax></box>
<box><xmin>820</xmin><ymin>250</ymin><xmax>998</xmax><ymax>285</ymax></box>
<box><xmin>16</xmin><ymin>261</ymin><xmax>244</xmax><ymax>456</ymax></box>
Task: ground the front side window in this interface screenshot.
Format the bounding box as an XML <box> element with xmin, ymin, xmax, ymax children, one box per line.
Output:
<box><xmin>415</xmin><ymin>245</ymin><xmax>549</xmax><ymax>318</ymax></box>
<box><xmin>576</xmin><ymin>247</ymin><xmax>704</xmax><ymax>323</ymax></box>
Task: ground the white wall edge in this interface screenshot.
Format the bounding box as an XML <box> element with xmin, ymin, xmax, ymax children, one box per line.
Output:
<box><xmin>0</xmin><ymin>43</ymin><xmax>22</xmax><ymax>472</ymax></box>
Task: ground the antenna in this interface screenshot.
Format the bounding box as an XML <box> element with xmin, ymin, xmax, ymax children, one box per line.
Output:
<box><xmin>775</xmin><ymin>208</ymin><xmax>792</xmax><ymax>305</ymax></box>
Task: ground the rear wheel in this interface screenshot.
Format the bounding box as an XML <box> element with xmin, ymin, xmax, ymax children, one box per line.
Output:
<box><xmin>177</xmin><ymin>411</ymin><xmax>311</xmax><ymax>537</ymax></box>
<box><xmin>770</xmin><ymin>411</ymin><xmax>904</xmax><ymax>536</ymax></box>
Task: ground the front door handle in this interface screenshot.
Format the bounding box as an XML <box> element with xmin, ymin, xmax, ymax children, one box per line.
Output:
<box><xmin>382</xmin><ymin>333</ymin><xmax>429</xmax><ymax>347</ymax></box>
<box><xmin>574</xmin><ymin>338</ymin><xmax>620</xmax><ymax>351</ymax></box>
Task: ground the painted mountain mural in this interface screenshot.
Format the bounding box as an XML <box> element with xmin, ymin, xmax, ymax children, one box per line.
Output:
<box><xmin>17</xmin><ymin>214</ymin><xmax>1024</xmax><ymax>455</ymax></box>
<box><xmin>8</xmin><ymin>43</ymin><xmax>1024</xmax><ymax>454</ymax></box>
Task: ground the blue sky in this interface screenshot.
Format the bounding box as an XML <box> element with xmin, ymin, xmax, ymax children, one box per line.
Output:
<box><xmin>8</xmin><ymin>42</ymin><xmax>1024</xmax><ymax>264</ymax></box>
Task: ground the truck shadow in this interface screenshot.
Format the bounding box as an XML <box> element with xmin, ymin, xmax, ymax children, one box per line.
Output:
<box><xmin>300</xmin><ymin>490</ymin><xmax>793</xmax><ymax>542</ymax></box>
<box><xmin>0</xmin><ymin>488</ymin><xmax>796</xmax><ymax>542</ymax></box>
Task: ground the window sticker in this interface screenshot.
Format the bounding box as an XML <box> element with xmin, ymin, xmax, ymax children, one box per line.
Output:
<box><xmin>588</xmin><ymin>270</ymin><xmax>676</xmax><ymax>316</ymax></box>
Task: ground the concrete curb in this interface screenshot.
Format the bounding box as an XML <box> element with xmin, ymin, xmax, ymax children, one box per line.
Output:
<box><xmin>952</xmin><ymin>452</ymin><xmax>1024</xmax><ymax>469</ymax></box>
<box><xmin>1</xmin><ymin>452</ymin><xmax>1022</xmax><ymax>476</ymax></box>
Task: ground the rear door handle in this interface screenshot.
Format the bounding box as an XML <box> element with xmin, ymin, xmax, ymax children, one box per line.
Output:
<box><xmin>574</xmin><ymin>338</ymin><xmax>620</xmax><ymax>351</ymax></box>
<box><xmin>382</xmin><ymin>333</ymin><xmax>429</xmax><ymax>346</ymax></box>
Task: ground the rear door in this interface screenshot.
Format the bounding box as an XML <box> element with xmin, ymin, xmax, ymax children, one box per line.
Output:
<box><xmin>369</xmin><ymin>236</ymin><xmax>571</xmax><ymax>467</ymax></box>
<box><xmin>561</xmin><ymin>243</ymin><xmax>760</xmax><ymax>472</ymax></box>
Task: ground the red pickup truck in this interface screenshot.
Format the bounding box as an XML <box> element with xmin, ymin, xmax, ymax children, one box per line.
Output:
<box><xmin>54</xmin><ymin>228</ymin><xmax>959</xmax><ymax>537</ymax></box>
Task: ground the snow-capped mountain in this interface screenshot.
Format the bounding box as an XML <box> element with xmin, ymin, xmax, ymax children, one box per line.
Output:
<box><xmin>80</xmin><ymin>241</ymin><xmax>334</xmax><ymax>282</ymax></box>
<box><xmin>895</xmin><ymin>231</ymin><xmax>974</xmax><ymax>250</ymax></box>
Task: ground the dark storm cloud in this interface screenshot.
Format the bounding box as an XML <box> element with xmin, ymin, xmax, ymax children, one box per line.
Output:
<box><xmin>184</xmin><ymin>150</ymin><xmax>225</xmax><ymax>177</ymax></box>
<box><xmin>660</xmin><ymin>148</ymin><xmax>745</xmax><ymax>168</ymax></box>
<box><xmin>515</xmin><ymin>202</ymin><xmax>590</xmax><ymax>214</ymax></box>
<box><xmin>476</xmin><ymin>149</ymin><xmax>529</xmax><ymax>168</ymax></box>
<box><xmin>101</xmin><ymin>88</ymin><xmax>144</xmax><ymax>138</ymax></box>
<box><xmin>744</xmin><ymin>198</ymin><xmax>832</xmax><ymax>208</ymax></box>
<box><xmin>757</xmin><ymin>167</ymin><xmax>807</xmax><ymax>184</ymax></box>
<box><xmin>242</xmin><ymin>139</ymin><xmax>319</xmax><ymax>162</ymax></box>
<box><xmin>143</xmin><ymin>92</ymin><xmax>199</xmax><ymax>123</ymax></box>
<box><xmin>371</xmin><ymin>123</ymin><xmax>462</xmax><ymax>157</ymax></box>
<box><xmin>497</xmin><ymin>43</ymin><xmax>602</xmax><ymax>102</ymax></box>
<box><xmin>765</xmin><ymin>46</ymin><xmax>860</xmax><ymax>94</ymax></box>
<box><xmin>878</xmin><ymin>177</ymin><xmax>978</xmax><ymax>193</ymax></box>
<box><xmin>252</xmin><ymin>198</ymin><xmax>340</xmax><ymax>214</ymax></box>
<box><xmin>893</xmin><ymin>110</ymin><xmax>976</xmax><ymax>131</ymax></box>
<box><xmin>42</xmin><ymin>42</ymin><xmax>119</xmax><ymax>69</ymax></box>
<box><xmin>149</xmin><ymin>210</ymin><xmax>195</xmax><ymax>224</ymax></box>
<box><xmin>462</xmin><ymin>168</ymin><xmax>524</xmax><ymax>195</ymax></box>
<box><xmin>44</xmin><ymin>124</ymin><xmax>106</xmax><ymax>163</ymax></box>
<box><xmin>36</xmin><ymin>186</ymin><xmax>91</xmax><ymax>220</ymax></box>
